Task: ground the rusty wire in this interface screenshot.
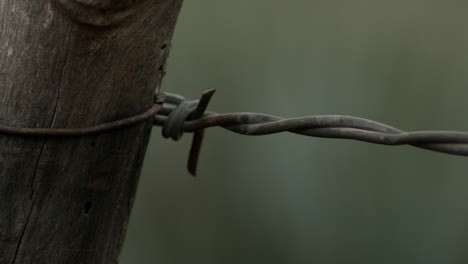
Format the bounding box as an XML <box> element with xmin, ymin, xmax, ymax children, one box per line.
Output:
<box><xmin>154</xmin><ymin>90</ymin><xmax>468</xmax><ymax>175</ymax></box>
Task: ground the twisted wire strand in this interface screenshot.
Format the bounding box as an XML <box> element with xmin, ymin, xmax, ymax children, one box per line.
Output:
<box><xmin>154</xmin><ymin>93</ymin><xmax>468</xmax><ymax>157</ymax></box>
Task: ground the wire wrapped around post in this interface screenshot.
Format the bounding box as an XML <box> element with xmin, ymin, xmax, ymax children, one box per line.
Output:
<box><xmin>0</xmin><ymin>89</ymin><xmax>466</xmax><ymax>176</ymax></box>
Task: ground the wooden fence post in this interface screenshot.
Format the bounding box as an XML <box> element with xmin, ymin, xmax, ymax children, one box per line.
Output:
<box><xmin>0</xmin><ymin>0</ymin><xmax>183</xmax><ymax>263</ymax></box>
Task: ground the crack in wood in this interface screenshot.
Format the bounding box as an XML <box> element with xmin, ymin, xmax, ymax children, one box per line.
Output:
<box><xmin>10</xmin><ymin>198</ymin><xmax>37</xmax><ymax>264</ymax></box>
<box><xmin>29</xmin><ymin>139</ymin><xmax>47</xmax><ymax>200</ymax></box>
<box><xmin>12</xmin><ymin>23</ymin><xmax>74</xmax><ymax>263</ymax></box>
<box><xmin>28</xmin><ymin>25</ymin><xmax>73</xmax><ymax>201</ymax></box>
<box><xmin>50</xmin><ymin>26</ymin><xmax>73</xmax><ymax>128</ymax></box>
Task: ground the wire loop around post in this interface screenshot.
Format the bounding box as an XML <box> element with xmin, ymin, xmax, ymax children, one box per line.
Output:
<box><xmin>0</xmin><ymin>103</ymin><xmax>162</xmax><ymax>137</ymax></box>
<box><xmin>161</xmin><ymin>100</ymin><xmax>198</xmax><ymax>141</ymax></box>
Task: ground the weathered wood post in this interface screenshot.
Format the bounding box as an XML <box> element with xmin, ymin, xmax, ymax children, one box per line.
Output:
<box><xmin>0</xmin><ymin>0</ymin><xmax>183</xmax><ymax>263</ymax></box>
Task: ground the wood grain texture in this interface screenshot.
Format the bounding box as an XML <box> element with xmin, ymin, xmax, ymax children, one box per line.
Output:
<box><xmin>0</xmin><ymin>0</ymin><xmax>183</xmax><ymax>263</ymax></box>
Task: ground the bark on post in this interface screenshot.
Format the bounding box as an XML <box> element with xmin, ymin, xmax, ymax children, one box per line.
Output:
<box><xmin>0</xmin><ymin>0</ymin><xmax>183</xmax><ymax>263</ymax></box>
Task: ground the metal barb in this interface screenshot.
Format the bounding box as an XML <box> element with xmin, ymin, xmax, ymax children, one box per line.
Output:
<box><xmin>157</xmin><ymin>89</ymin><xmax>216</xmax><ymax>176</ymax></box>
<box><xmin>155</xmin><ymin>91</ymin><xmax>468</xmax><ymax>175</ymax></box>
<box><xmin>187</xmin><ymin>89</ymin><xmax>216</xmax><ymax>176</ymax></box>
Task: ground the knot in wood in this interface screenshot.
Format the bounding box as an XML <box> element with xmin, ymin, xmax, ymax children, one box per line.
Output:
<box><xmin>54</xmin><ymin>0</ymin><xmax>152</xmax><ymax>26</ymax></box>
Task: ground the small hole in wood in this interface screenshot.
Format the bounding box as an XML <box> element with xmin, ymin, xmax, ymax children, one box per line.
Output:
<box><xmin>84</xmin><ymin>201</ymin><xmax>92</xmax><ymax>214</ymax></box>
<box><xmin>160</xmin><ymin>43</ymin><xmax>167</xmax><ymax>50</ymax></box>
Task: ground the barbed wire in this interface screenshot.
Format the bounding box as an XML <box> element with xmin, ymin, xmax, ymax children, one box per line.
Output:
<box><xmin>0</xmin><ymin>89</ymin><xmax>466</xmax><ymax>176</ymax></box>
<box><xmin>154</xmin><ymin>89</ymin><xmax>468</xmax><ymax>175</ymax></box>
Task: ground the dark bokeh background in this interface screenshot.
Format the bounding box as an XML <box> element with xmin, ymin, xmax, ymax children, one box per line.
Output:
<box><xmin>121</xmin><ymin>1</ymin><xmax>468</xmax><ymax>263</ymax></box>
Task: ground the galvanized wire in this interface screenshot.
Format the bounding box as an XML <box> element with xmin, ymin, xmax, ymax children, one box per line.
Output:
<box><xmin>154</xmin><ymin>90</ymin><xmax>468</xmax><ymax>169</ymax></box>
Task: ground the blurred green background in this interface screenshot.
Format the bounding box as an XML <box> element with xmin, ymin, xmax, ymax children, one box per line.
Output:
<box><xmin>121</xmin><ymin>1</ymin><xmax>468</xmax><ymax>263</ymax></box>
